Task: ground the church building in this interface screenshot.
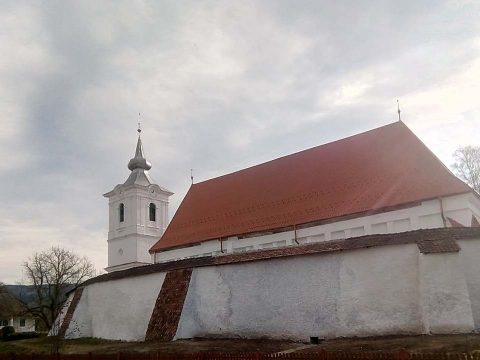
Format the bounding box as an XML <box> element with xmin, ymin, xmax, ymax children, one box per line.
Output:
<box><xmin>106</xmin><ymin>121</ymin><xmax>480</xmax><ymax>272</ymax></box>
<box><xmin>54</xmin><ymin>120</ymin><xmax>480</xmax><ymax>342</ymax></box>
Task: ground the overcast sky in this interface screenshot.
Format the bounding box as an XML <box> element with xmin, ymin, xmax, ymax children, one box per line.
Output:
<box><xmin>1</xmin><ymin>0</ymin><xmax>480</xmax><ymax>283</ymax></box>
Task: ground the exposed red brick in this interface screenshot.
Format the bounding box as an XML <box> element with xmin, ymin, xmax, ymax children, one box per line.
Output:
<box><xmin>145</xmin><ymin>269</ymin><xmax>192</xmax><ymax>341</ymax></box>
<box><xmin>417</xmin><ymin>238</ymin><xmax>460</xmax><ymax>254</ymax></box>
<box><xmin>447</xmin><ymin>217</ymin><xmax>465</xmax><ymax>227</ymax></box>
<box><xmin>58</xmin><ymin>287</ymin><xmax>84</xmax><ymax>338</ymax></box>
<box><xmin>472</xmin><ymin>215</ymin><xmax>480</xmax><ymax>228</ymax></box>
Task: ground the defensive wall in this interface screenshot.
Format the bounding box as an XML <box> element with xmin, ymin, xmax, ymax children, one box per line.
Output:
<box><xmin>57</xmin><ymin>227</ymin><xmax>480</xmax><ymax>342</ymax></box>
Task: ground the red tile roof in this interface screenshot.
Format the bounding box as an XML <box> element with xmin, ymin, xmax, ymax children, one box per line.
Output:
<box><xmin>150</xmin><ymin>121</ymin><xmax>472</xmax><ymax>253</ymax></box>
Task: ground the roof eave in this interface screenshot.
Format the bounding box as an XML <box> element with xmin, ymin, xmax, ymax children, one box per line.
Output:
<box><xmin>150</xmin><ymin>190</ymin><xmax>475</xmax><ymax>253</ymax></box>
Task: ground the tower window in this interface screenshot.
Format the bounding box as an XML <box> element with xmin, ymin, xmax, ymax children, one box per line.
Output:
<box><xmin>149</xmin><ymin>203</ymin><xmax>156</xmax><ymax>222</ymax></box>
<box><xmin>119</xmin><ymin>203</ymin><xmax>125</xmax><ymax>222</ymax></box>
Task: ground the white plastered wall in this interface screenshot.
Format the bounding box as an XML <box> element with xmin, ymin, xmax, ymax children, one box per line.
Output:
<box><xmin>106</xmin><ymin>183</ymin><xmax>171</xmax><ymax>272</ymax></box>
<box><xmin>175</xmin><ymin>241</ymin><xmax>478</xmax><ymax>341</ymax></box>
<box><xmin>63</xmin><ymin>237</ymin><xmax>480</xmax><ymax>341</ymax></box>
<box><xmin>11</xmin><ymin>317</ymin><xmax>35</xmax><ymax>333</ymax></box>
<box><xmin>419</xmin><ymin>252</ymin><xmax>474</xmax><ymax>334</ymax></box>
<box><xmin>156</xmin><ymin>193</ymin><xmax>480</xmax><ymax>263</ymax></box>
<box><xmin>64</xmin><ymin>272</ymin><xmax>166</xmax><ymax>341</ymax></box>
<box><xmin>458</xmin><ymin>239</ymin><xmax>480</xmax><ymax>331</ymax></box>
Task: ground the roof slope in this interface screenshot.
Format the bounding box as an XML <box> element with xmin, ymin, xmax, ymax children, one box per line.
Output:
<box><xmin>151</xmin><ymin>121</ymin><xmax>471</xmax><ymax>252</ymax></box>
<box><xmin>0</xmin><ymin>287</ymin><xmax>27</xmax><ymax>318</ymax></box>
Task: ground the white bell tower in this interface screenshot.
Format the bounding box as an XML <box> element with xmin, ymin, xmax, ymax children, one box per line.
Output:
<box><xmin>103</xmin><ymin>127</ymin><xmax>173</xmax><ymax>272</ymax></box>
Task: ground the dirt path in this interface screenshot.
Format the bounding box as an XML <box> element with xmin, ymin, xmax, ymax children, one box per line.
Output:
<box><xmin>2</xmin><ymin>334</ymin><xmax>480</xmax><ymax>354</ymax></box>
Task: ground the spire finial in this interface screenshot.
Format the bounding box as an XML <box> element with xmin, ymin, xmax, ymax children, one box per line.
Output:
<box><xmin>397</xmin><ymin>100</ymin><xmax>402</xmax><ymax>122</ymax></box>
<box><xmin>191</xmin><ymin>169</ymin><xmax>194</xmax><ymax>184</ymax></box>
<box><xmin>128</xmin><ymin>118</ymin><xmax>151</xmax><ymax>172</ymax></box>
<box><xmin>137</xmin><ymin>113</ymin><xmax>142</xmax><ymax>134</ymax></box>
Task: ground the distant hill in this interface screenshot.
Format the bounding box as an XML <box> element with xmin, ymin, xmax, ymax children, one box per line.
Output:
<box><xmin>5</xmin><ymin>284</ymin><xmax>74</xmax><ymax>306</ymax></box>
<box><xmin>5</xmin><ymin>285</ymin><xmax>39</xmax><ymax>305</ymax></box>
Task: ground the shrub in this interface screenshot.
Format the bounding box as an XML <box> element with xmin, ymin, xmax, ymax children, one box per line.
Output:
<box><xmin>4</xmin><ymin>331</ymin><xmax>40</xmax><ymax>341</ymax></box>
<box><xmin>1</xmin><ymin>326</ymin><xmax>14</xmax><ymax>340</ymax></box>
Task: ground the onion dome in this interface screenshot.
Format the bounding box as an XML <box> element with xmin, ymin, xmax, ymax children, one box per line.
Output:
<box><xmin>128</xmin><ymin>129</ymin><xmax>152</xmax><ymax>171</ymax></box>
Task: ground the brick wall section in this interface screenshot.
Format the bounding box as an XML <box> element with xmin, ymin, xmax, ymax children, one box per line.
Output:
<box><xmin>58</xmin><ymin>287</ymin><xmax>84</xmax><ymax>338</ymax></box>
<box><xmin>145</xmin><ymin>268</ymin><xmax>192</xmax><ymax>341</ymax></box>
<box><xmin>80</xmin><ymin>227</ymin><xmax>480</xmax><ymax>287</ymax></box>
<box><xmin>472</xmin><ymin>215</ymin><xmax>480</xmax><ymax>227</ymax></box>
<box><xmin>447</xmin><ymin>217</ymin><xmax>465</xmax><ymax>227</ymax></box>
<box><xmin>417</xmin><ymin>238</ymin><xmax>460</xmax><ymax>254</ymax></box>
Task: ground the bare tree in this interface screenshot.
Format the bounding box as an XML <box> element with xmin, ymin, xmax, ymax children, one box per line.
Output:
<box><xmin>452</xmin><ymin>146</ymin><xmax>480</xmax><ymax>193</ymax></box>
<box><xmin>23</xmin><ymin>246</ymin><xmax>95</xmax><ymax>330</ymax></box>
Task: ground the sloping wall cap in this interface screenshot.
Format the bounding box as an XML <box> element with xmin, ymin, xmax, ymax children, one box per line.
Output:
<box><xmin>81</xmin><ymin>227</ymin><xmax>480</xmax><ymax>288</ymax></box>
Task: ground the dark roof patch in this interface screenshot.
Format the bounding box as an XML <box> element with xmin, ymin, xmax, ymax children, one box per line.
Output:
<box><xmin>0</xmin><ymin>287</ymin><xmax>28</xmax><ymax>318</ymax></box>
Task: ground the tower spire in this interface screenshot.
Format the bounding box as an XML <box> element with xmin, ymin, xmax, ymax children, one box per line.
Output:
<box><xmin>103</xmin><ymin>119</ymin><xmax>173</xmax><ymax>273</ymax></box>
<box><xmin>128</xmin><ymin>124</ymin><xmax>151</xmax><ymax>171</ymax></box>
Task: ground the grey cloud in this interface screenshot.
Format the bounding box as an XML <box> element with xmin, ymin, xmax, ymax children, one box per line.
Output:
<box><xmin>1</xmin><ymin>0</ymin><xmax>479</xmax><ymax>283</ymax></box>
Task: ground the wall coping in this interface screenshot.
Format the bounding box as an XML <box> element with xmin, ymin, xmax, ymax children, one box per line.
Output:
<box><xmin>80</xmin><ymin>227</ymin><xmax>480</xmax><ymax>288</ymax></box>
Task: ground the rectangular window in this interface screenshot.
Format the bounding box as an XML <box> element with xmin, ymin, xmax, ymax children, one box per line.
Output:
<box><xmin>119</xmin><ymin>203</ymin><xmax>125</xmax><ymax>223</ymax></box>
<box><xmin>149</xmin><ymin>203</ymin><xmax>156</xmax><ymax>222</ymax></box>
<box><xmin>0</xmin><ymin>319</ymin><xmax>8</xmax><ymax>326</ymax></box>
<box><xmin>20</xmin><ymin>319</ymin><xmax>25</xmax><ymax>327</ymax></box>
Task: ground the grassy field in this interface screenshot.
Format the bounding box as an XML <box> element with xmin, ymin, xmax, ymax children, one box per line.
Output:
<box><xmin>2</xmin><ymin>334</ymin><xmax>480</xmax><ymax>354</ymax></box>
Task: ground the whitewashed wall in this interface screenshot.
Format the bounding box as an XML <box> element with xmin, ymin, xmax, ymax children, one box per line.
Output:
<box><xmin>175</xmin><ymin>241</ymin><xmax>479</xmax><ymax>341</ymax></box>
<box><xmin>65</xmin><ymin>272</ymin><xmax>166</xmax><ymax>341</ymax></box>
<box><xmin>105</xmin><ymin>183</ymin><xmax>171</xmax><ymax>272</ymax></box>
<box><xmin>155</xmin><ymin>193</ymin><xmax>480</xmax><ymax>263</ymax></box>
<box><xmin>64</xmin><ymin>237</ymin><xmax>480</xmax><ymax>342</ymax></box>
<box><xmin>10</xmin><ymin>317</ymin><xmax>35</xmax><ymax>333</ymax></box>
<box><xmin>419</xmin><ymin>251</ymin><xmax>474</xmax><ymax>334</ymax></box>
<box><xmin>458</xmin><ymin>239</ymin><xmax>480</xmax><ymax>331</ymax></box>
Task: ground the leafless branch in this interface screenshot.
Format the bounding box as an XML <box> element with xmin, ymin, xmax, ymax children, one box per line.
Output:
<box><xmin>452</xmin><ymin>145</ymin><xmax>480</xmax><ymax>193</ymax></box>
<box><xmin>23</xmin><ymin>246</ymin><xmax>95</xmax><ymax>329</ymax></box>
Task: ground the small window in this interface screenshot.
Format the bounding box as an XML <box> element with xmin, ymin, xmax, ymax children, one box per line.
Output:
<box><xmin>149</xmin><ymin>203</ymin><xmax>156</xmax><ymax>222</ymax></box>
<box><xmin>1</xmin><ymin>319</ymin><xmax>8</xmax><ymax>327</ymax></box>
<box><xmin>119</xmin><ymin>203</ymin><xmax>125</xmax><ymax>222</ymax></box>
<box><xmin>20</xmin><ymin>319</ymin><xmax>25</xmax><ymax>327</ymax></box>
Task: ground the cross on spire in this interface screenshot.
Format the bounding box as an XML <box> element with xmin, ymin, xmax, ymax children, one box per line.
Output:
<box><xmin>397</xmin><ymin>100</ymin><xmax>402</xmax><ymax>122</ymax></box>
